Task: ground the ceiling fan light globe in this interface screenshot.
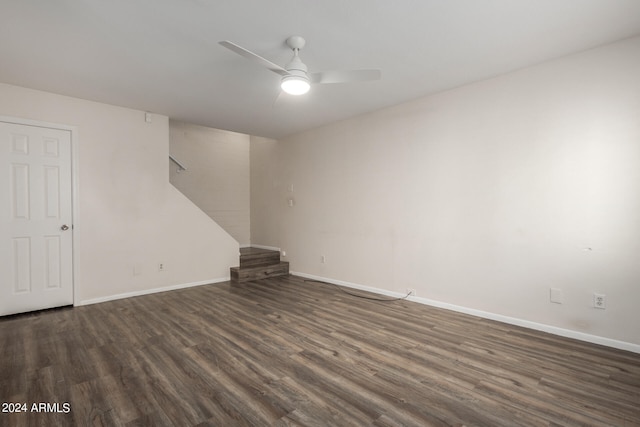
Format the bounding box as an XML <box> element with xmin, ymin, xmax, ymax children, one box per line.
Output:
<box><xmin>281</xmin><ymin>75</ymin><xmax>310</xmax><ymax>95</ymax></box>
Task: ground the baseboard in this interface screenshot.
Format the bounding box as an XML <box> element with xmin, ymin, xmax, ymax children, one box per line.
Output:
<box><xmin>247</xmin><ymin>244</ymin><xmax>281</xmax><ymax>252</ymax></box>
<box><xmin>292</xmin><ymin>271</ymin><xmax>640</xmax><ymax>354</ymax></box>
<box><xmin>76</xmin><ymin>277</ymin><xmax>230</xmax><ymax>306</ymax></box>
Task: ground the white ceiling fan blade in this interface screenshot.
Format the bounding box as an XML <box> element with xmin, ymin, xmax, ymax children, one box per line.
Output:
<box><xmin>219</xmin><ymin>41</ymin><xmax>289</xmax><ymax>76</ymax></box>
<box><xmin>309</xmin><ymin>69</ymin><xmax>381</xmax><ymax>84</ymax></box>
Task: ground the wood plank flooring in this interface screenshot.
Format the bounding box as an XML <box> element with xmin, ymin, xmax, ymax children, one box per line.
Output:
<box><xmin>1</xmin><ymin>275</ymin><xmax>639</xmax><ymax>426</ymax></box>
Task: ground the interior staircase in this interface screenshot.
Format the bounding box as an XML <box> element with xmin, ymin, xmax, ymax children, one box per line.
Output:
<box><xmin>230</xmin><ymin>247</ymin><xmax>289</xmax><ymax>283</ymax></box>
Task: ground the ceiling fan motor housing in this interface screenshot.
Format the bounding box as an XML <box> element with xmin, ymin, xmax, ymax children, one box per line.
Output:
<box><xmin>282</xmin><ymin>50</ymin><xmax>310</xmax><ymax>94</ymax></box>
<box><xmin>285</xmin><ymin>53</ymin><xmax>308</xmax><ymax>74</ymax></box>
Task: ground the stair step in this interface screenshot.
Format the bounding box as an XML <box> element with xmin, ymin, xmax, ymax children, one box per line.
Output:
<box><xmin>230</xmin><ymin>261</ymin><xmax>289</xmax><ymax>283</ymax></box>
<box><xmin>239</xmin><ymin>247</ymin><xmax>281</xmax><ymax>268</ymax></box>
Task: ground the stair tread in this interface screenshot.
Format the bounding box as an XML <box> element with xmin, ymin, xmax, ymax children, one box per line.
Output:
<box><xmin>231</xmin><ymin>261</ymin><xmax>289</xmax><ymax>272</ymax></box>
<box><xmin>240</xmin><ymin>246</ymin><xmax>280</xmax><ymax>255</ymax></box>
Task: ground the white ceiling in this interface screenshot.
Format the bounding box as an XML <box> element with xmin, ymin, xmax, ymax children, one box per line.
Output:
<box><xmin>2</xmin><ymin>1</ymin><xmax>640</xmax><ymax>139</ymax></box>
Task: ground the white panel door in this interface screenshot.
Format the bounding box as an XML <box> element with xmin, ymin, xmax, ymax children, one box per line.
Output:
<box><xmin>0</xmin><ymin>121</ymin><xmax>73</xmax><ymax>315</ymax></box>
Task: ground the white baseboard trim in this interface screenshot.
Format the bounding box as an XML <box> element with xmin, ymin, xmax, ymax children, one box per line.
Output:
<box><xmin>76</xmin><ymin>277</ymin><xmax>230</xmax><ymax>306</ymax></box>
<box><xmin>248</xmin><ymin>244</ymin><xmax>281</xmax><ymax>251</ymax></box>
<box><xmin>292</xmin><ymin>271</ymin><xmax>640</xmax><ymax>354</ymax></box>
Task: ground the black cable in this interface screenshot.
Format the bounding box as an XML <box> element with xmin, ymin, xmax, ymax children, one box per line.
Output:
<box><xmin>303</xmin><ymin>279</ymin><xmax>411</xmax><ymax>302</ymax></box>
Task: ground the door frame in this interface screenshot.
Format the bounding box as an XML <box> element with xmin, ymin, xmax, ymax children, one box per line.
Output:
<box><xmin>1</xmin><ymin>115</ymin><xmax>79</xmax><ymax>307</ymax></box>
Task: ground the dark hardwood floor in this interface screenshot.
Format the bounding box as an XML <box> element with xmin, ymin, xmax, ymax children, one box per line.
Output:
<box><xmin>1</xmin><ymin>275</ymin><xmax>639</xmax><ymax>426</ymax></box>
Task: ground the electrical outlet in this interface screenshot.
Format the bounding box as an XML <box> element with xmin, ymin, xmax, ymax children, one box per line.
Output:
<box><xmin>321</xmin><ymin>255</ymin><xmax>326</xmax><ymax>264</ymax></box>
<box><xmin>593</xmin><ymin>293</ymin><xmax>606</xmax><ymax>309</ymax></box>
<box><xmin>158</xmin><ymin>263</ymin><xmax>166</xmax><ymax>272</ymax></box>
<box><xmin>406</xmin><ymin>288</ymin><xmax>416</xmax><ymax>296</ymax></box>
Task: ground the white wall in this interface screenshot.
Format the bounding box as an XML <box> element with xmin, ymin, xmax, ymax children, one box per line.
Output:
<box><xmin>251</xmin><ymin>36</ymin><xmax>640</xmax><ymax>348</ymax></box>
<box><xmin>250</xmin><ymin>135</ymin><xmax>280</xmax><ymax>247</ymax></box>
<box><xmin>169</xmin><ymin>121</ymin><xmax>251</xmax><ymax>246</ymax></box>
<box><xmin>0</xmin><ymin>83</ymin><xmax>238</xmax><ymax>304</ymax></box>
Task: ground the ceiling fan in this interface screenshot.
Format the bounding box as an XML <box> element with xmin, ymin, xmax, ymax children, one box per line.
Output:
<box><xmin>219</xmin><ymin>35</ymin><xmax>381</xmax><ymax>96</ymax></box>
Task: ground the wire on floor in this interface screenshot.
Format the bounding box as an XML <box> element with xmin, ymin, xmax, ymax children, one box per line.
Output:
<box><xmin>303</xmin><ymin>279</ymin><xmax>411</xmax><ymax>302</ymax></box>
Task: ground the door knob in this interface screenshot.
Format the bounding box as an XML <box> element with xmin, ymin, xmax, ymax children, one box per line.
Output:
<box><xmin>61</xmin><ymin>224</ymin><xmax>69</xmax><ymax>231</ymax></box>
